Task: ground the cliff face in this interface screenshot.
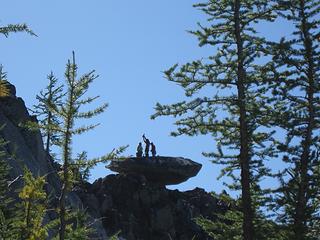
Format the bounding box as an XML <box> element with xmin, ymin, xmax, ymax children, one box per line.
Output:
<box><xmin>0</xmin><ymin>83</ymin><xmax>60</xmax><ymax>192</ymax></box>
<box><xmin>0</xmin><ymin>83</ymin><xmax>220</xmax><ymax>240</ymax></box>
<box><xmin>0</xmin><ymin>83</ymin><xmax>108</xmax><ymax>239</ymax></box>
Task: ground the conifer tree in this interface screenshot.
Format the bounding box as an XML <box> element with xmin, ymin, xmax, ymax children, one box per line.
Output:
<box><xmin>0</xmin><ymin>23</ymin><xmax>36</xmax><ymax>37</ymax></box>
<box><xmin>41</xmin><ymin>52</ymin><xmax>124</xmax><ymax>240</ymax></box>
<box><xmin>0</xmin><ymin>68</ymin><xmax>15</xmax><ymax>239</ymax></box>
<box><xmin>0</xmin><ymin>21</ymin><xmax>35</xmax><ymax>98</ymax></box>
<box><xmin>196</xmin><ymin>192</ymin><xmax>289</xmax><ymax>240</ymax></box>
<box><xmin>152</xmin><ymin>1</ymin><xmax>277</xmax><ymax>239</ymax></box>
<box><xmin>269</xmin><ymin>1</ymin><xmax>320</xmax><ymax>239</ymax></box>
<box><xmin>31</xmin><ymin>72</ymin><xmax>64</xmax><ymax>154</ymax></box>
<box><xmin>14</xmin><ymin>168</ymin><xmax>48</xmax><ymax>240</ymax></box>
<box><xmin>196</xmin><ymin>192</ymin><xmax>243</xmax><ymax>240</ymax></box>
<box><xmin>63</xmin><ymin>209</ymin><xmax>93</xmax><ymax>240</ymax></box>
<box><xmin>0</xmin><ymin>139</ymin><xmax>48</xmax><ymax>240</ymax></box>
<box><xmin>0</xmin><ymin>136</ymin><xmax>12</xmax><ymax>240</ymax></box>
<box><xmin>57</xmin><ymin>52</ymin><xmax>105</xmax><ymax>240</ymax></box>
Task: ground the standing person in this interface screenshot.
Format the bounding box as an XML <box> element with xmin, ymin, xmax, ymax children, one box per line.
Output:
<box><xmin>151</xmin><ymin>142</ymin><xmax>156</xmax><ymax>157</ymax></box>
<box><xmin>142</xmin><ymin>134</ymin><xmax>150</xmax><ymax>157</ymax></box>
<box><xmin>136</xmin><ymin>142</ymin><xmax>143</xmax><ymax>157</ymax></box>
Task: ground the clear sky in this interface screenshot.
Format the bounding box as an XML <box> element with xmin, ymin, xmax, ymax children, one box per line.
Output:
<box><xmin>0</xmin><ymin>1</ymin><xmax>291</xmax><ymax>194</ymax></box>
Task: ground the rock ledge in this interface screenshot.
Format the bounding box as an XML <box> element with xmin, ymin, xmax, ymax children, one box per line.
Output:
<box><xmin>108</xmin><ymin>156</ymin><xmax>202</xmax><ymax>185</ymax></box>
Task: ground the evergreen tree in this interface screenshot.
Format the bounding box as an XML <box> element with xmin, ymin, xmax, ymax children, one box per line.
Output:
<box><xmin>0</xmin><ymin>140</ymin><xmax>48</xmax><ymax>240</ymax></box>
<box><xmin>63</xmin><ymin>209</ymin><xmax>93</xmax><ymax>240</ymax></box>
<box><xmin>57</xmin><ymin>52</ymin><xmax>105</xmax><ymax>240</ymax></box>
<box><xmin>0</xmin><ymin>136</ymin><xmax>12</xmax><ymax>240</ymax></box>
<box><xmin>0</xmin><ymin>20</ymin><xmax>40</xmax><ymax>240</ymax></box>
<box><xmin>196</xmin><ymin>192</ymin><xmax>243</xmax><ymax>240</ymax></box>
<box><xmin>196</xmin><ymin>192</ymin><xmax>289</xmax><ymax>240</ymax></box>
<box><xmin>14</xmin><ymin>168</ymin><xmax>48</xmax><ymax>240</ymax></box>
<box><xmin>0</xmin><ymin>67</ymin><xmax>14</xmax><ymax>239</ymax></box>
<box><xmin>0</xmin><ymin>23</ymin><xmax>36</xmax><ymax>37</ymax></box>
<box><xmin>0</xmin><ymin>21</ymin><xmax>35</xmax><ymax>98</ymax></box>
<box><xmin>41</xmin><ymin>52</ymin><xmax>125</xmax><ymax>240</ymax></box>
<box><xmin>269</xmin><ymin>1</ymin><xmax>320</xmax><ymax>239</ymax></box>
<box><xmin>152</xmin><ymin>1</ymin><xmax>277</xmax><ymax>239</ymax></box>
<box><xmin>31</xmin><ymin>72</ymin><xmax>64</xmax><ymax>154</ymax></box>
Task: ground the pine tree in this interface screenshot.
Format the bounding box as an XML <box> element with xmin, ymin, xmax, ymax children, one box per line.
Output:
<box><xmin>63</xmin><ymin>209</ymin><xmax>93</xmax><ymax>240</ymax></box>
<box><xmin>269</xmin><ymin>1</ymin><xmax>320</xmax><ymax>239</ymax></box>
<box><xmin>196</xmin><ymin>192</ymin><xmax>243</xmax><ymax>240</ymax></box>
<box><xmin>57</xmin><ymin>52</ymin><xmax>105</xmax><ymax>240</ymax></box>
<box><xmin>31</xmin><ymin>72</ymin><xmax>64</xmax><ymax>154</ymax></box>
<box><xmin>0</xmin><ymin>67</ymin><xmax>14</xmax><ymax>239</ymax></box>
<box><xmin>0</xmin><ymin>136</ymin><xmax>12</xmax><ymax>240</ymax></box>
<box><xmin>0</xmin><ymin>140</ymin><xmax>48</xmax><ymax>240</ymax></box>
<box><xmin>196</xmin><ymin>192</ymin><xmax>289</xmax><ymax>240</ymax></box>
<box><xmin>14</xmin><ymin>168</ymin><xmax>48</xmax><ymax>240</ymax></box>
<box><xmin>0</xmin><ymin>20</ymin><xmax>39</xmax><ymax>240</ymax></box>
<box><xmin>0</xmin><ymin>21</ymin><xmax>35</xmax><ymax>98</ymax></box>
<box><xmin>151</xmin><ymin>1</ymin><xmax>277</xmax><ymax>239</ymax></box>
<box><xmin>40</xmin><ymin>52</ymin><xmax>125</xmax><ymax>240</ymax></box>
<box><xmin>0</xmin><ymin>23</ymin><xmax>36</xmax><ymax>37</ymax></box>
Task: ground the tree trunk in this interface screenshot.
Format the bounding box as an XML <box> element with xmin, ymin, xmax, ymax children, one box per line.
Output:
<box><xmin>234</xmin><ymin>1</ymin><xmax>254</xmax><ymax>239</ymax></box>
<box><xmin>59</xmin><ymin>60</ymin><xmax>76</xmax><ymax>240</ymax></box>
<box><xmin>58</xmin><ymin>130</ymin><xmax>70</xmax><ymax>240</ymax></box>
<box><xmin>45</xmin><ymin>111</ymin><xmax>52</xmax><ymax>154</ymax></box>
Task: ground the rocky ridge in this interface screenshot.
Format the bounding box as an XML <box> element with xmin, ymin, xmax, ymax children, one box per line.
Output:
<box><xmin>0</xmin><ymin>82</ymin><xmax>222</xmax><ymax>240</ymax></box>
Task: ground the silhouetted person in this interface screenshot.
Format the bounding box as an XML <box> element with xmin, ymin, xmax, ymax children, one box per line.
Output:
<box><xmin>142</xmin><ymin>134</ymin><xmax>150</xmax><ymax>157</ymax></box>
<box><xmin>136</xmin><ymin>142</ymin><xmax>143</xmax><ymax>157</ymax></box>
<box><xmin>151</xmin><ymin>142</ymin><xmax>156</xmax><ymax>157</ymax></box>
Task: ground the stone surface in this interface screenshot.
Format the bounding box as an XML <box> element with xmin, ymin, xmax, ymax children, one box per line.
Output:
<box><xmin>108</xmin><ymin>156</ymin><xmax>202</xmax><ymax>185</ymax></box>
<box><xmin>77</xmin><ymin>173</ymin><xmax>223</xmax><ymax>240</ymax></box>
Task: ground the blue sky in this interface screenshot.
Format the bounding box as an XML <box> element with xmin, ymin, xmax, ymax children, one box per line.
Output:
<box><xmin>0</xmin><ymin>1</ymin><xmax>292</xmax><ymax>194</ymax></box>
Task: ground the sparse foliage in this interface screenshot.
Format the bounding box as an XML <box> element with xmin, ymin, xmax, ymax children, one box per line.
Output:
<box><xmin>0</xmin><ymin>23</ymin><xmax>36</xmax><ymax>37</ymax></box>
<box><xmin>15</xmin><ymin>168</ymin><xmax>48</xmax><ymax>240</ymax></box>
<box><xmin>152</xmin><ymin>1</ymin><xmax>277</xmax><ymax>239</ymax></box>
<box><xmin>0</xmin><ymin>135</ymin><xmax>13</xmax><ymax>240</ymax></box>
<box><xmin>268</xmin><ymin>1</ymin><xmax>320</xmax><ymax>239</ymax></box>
<box><xmin>31</xmin><ymin>72</ymin><xmax>64</xmax><ymax>154</ymax></box>
<box><xmin>0</xmin><ymin>66</ymin><xmax>10</xmax><ymax>98</ymax></box>
<box><xmin>34</xmin><ymin>52</ymin><xmax>127</xmax><ymax>240</ymax></box>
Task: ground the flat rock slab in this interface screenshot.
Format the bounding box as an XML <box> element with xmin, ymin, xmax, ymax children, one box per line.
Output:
<box><xmin>107</xmin><ymin>156</ymin><xmax>202</xmax><ymax>185</ymax></box>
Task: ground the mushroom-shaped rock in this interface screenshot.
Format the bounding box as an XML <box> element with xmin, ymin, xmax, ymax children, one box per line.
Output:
<box><xmin>107</xmin><ymin>156</ymin><xmax>202</xmax><ymax>185</ymax></box>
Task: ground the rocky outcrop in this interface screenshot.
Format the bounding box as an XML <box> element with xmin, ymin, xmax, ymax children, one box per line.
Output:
<box><xmin>77</xmin><ymin>173</ymin><xmax>221</xmax><ymax>240</ymax></box>
<box><xmin>0</xmin><ymin>82</ymin><xmax>224</xmax><ymax>240</ymax></box>
<box><xmin>0</xmin><ymin>84</ymin><xmax>59</xmax><ymax>190</ymax></box>
<box><xmin>108</xmin><ymin>157</ymin><xmax>202</xmax><ymax>185</ymax></box>
<box><xmin>0</xmin><ymin>84</ymin><xmax>108</xmax><ymax>239</ymax></box>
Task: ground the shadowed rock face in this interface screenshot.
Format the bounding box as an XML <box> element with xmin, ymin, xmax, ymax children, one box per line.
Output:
<box><xmin>77</xmin><ymin>174</ymin><xmax>219</xmax><ymax>240</ymax></box>
<box><xmin>108</xmin><ymin>156</ymin><xmax>202</xmax><ymax>185</ymax></box>
<box><xmin>0</xmin><ymin>85</ymin><xmax>108</xmax><ymax>239</ymax></box>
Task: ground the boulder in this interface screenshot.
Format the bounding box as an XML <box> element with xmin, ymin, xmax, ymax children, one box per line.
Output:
<box><xmin>107</xmin><ymin>156</ymin><xmax>202</xmax><ymax>185</ymax></box>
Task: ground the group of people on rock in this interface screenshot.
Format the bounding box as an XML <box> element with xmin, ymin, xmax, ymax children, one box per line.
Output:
<box><xmin>136</xmin><ymin>134</ymin><xmax>156</xmax><ymax>157</ymax></box>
